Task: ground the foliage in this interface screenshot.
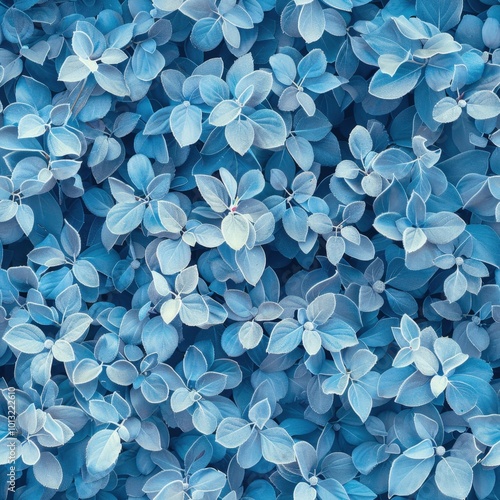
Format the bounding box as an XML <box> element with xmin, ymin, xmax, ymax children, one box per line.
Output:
<box><xmin>0</xmin><ymin>0</ymin><xmax>499</xmax><ymax>498</ymax></box>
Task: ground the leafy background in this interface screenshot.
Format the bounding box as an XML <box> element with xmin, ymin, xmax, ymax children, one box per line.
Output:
<box><xmin>0</xmin><ymin>0</ymin><xmax>499</xmax><ymax>498</ymax></box>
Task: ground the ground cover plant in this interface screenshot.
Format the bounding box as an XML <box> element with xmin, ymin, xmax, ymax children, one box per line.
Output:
<box><xmin>0</xmin><ymin>0</ymin><xmax>499</xmax><ymax>498</ymax></box>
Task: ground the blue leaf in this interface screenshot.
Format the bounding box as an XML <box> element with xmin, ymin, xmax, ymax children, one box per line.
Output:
<box><xmin>235</xmin><ymin>245</ymin><xmax>266</xmax><ymax>285</ymax></box>
<box><xmin>416</xmin><ymin>0</ymin><xmax>462</xmax><ymax>31</ymax></box>
<box><xmin>298</xmin><ymin>1</ymin><xmax>325</xmax><ymax>43</ymax></box>
<box><xmin>248</xmin><ymin>109</ymin><xmax>287</xmax><ymax>149</ymax></box>
<box><xmin>58</xmin><ymin>56</ymin><xmax>91</xmax><ymax>82</ymax></box>
<box><xmin>86</xmin><ymin>429</ymin><xmax>122</xmax><ymax>475</ymax></box>
<box><xmin>466</xmin><ymin>90</ymin><xmax>500</xmax><ymax>120</ymax></box>
<box><xmin>267</xmin><ymin>319</ymin><xmax>303</xmax><ymax>354</ymax></box>
<box><xmin>297</xmin><ymin>49</ymin><xmax>327</xmax><ymax>79</ymax></box>
<box><xmin>283</xmin><ymin>206</ymin><xmax>308</xmax><ymax>242</ymax></box>
<box><xmin>422</xmin><ymin>212</ymin><xmax>465</xmax><ymax>244</ymax></box>
<box><xmin>286</xmin><ymin>136</ymin><xmax>314</xmax><ymax>171</ymax></box>
<box><xmin>260</xmin><ymin>427</ymin><xmax>295</xmax><ymax>464</ymax></box>
<box><xmin>248</xmin><ymin>399</ymin><xmax>271</xmax><ymax>428</ymax></box>
<box><xmin>388</xmin><ymin>455</ymin><xmax>435</xmax><ymax>497</ymax></box>
<box><xmin>157</xmin><ymin>238</ymin><xmax>191</xmax><ymax>275</ymax></box>
<box><xmin>432</xmin><ymin>97</ymin><xmax>462</xmax><ymax>123</ymax></box>
<box><xmin>33</xmin><ymin>452</ymin><xmax>63</xmax><ymax>489</ymax></box>
<box><xmin>4</xmin><ymin>324</ymin><xmax>45</xmax><ymax>354</ymax></box>
<box><xmin>191</xmin><ymin>18</ymin><xmax>224</xmax><ymax>51</ymax></box>
<box><xmin>349</xmin><ymin>126</ymin><xmax>373</xmax><ymax>161</ymax></box>
<box><xmin>106</xmin><ymin>202</ymin><xmax>146</xmax><ymax>235</ymax></box>
<box><xmin>47</xmin><ymin>127</ymin><xmax>82</xmax><ymax>157</ymax></box>
<box><xmin>216</xmin><ymin>418</ymin><xmax>253</xmax><ymax>448</ymax></box>
<box><xmin>369</xmin><ymin>64</ymin><xmax>422</xmax><ymax>100</ymax></box>
<box><xmin>95</xmin><ymin>64</ymin><xmax>129</xmax><ymax>96</ymax></box>
<box><xmin>170</xmin><ymin>103</ymin><xmax>203</xmax><ymax>147</ymax></box>
<box><xmin>434</xmin><ymin>457</ymin><xmax>473</xmax><ymax>499</ymax></box>
<box><xmin>180</xmin><ymin>294</ymin><xmax>210</xmax><ymax>326</ymax></box>
<box><xmin>270</xmin><ymin>53</ymin><xmax>297</xmax><ymax>85</ymax></box>
<box><xmin>222</xmin><ymin>213</ymin><xmax>250</xmax><ymax>250</ymax></box>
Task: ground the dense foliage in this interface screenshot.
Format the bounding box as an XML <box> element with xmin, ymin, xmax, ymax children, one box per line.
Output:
<box><xmin>0</xmin><ymin>0</ymin><xmax>499</xmax><ymax>498</ymax></box>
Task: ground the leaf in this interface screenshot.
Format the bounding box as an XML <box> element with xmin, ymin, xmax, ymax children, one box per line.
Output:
<box><xmin>466</xmin><ymin>90</ymin><xmax>500</xmax><ymax>120</ymax></box>
<box><xmin>435</xmin><ymin>457</ymin><xmax>473</xmax><ymax>499</ymax></box>
<box><xmin>73</xmin><ymin>358</ymin><xmax>103</xmax><ymax>385</ymax></box>
<box><xmin>95</xmin><ymin>64</ymin><xmax>129</xmax><ymax>96</ymax></box>
<box><xmin>127</xmin><ymin>154</ymin><xmax>154</xmax><ymax>193</ymax></box>
<box><xmin>216</xmin><ymin>418</ymin><xmax>252</xmax><ymax>448</ymax></box>
<box><xmin>349</xmin><ymin>126</ymin><xmax>373</xmax><ymax>160</ymax></box>
<box><xmin>248</xmin><ymin>399</ymin><xmax>271</xmax><ymax>428</ymax></box>
<box><xmin>388</xmin><ymin>455</ymin><xmax>434</xmax><ymax>497</ymax></box>
<box><xmin>403</xmin><ymin>227</ymin><xmax>427</xmax><ymax>253</ymax></box>
<box><xmin>4</xmin><ymin>324</ymin><xmax>45</xmax><ymax>354</ymax></box>
<box><xmin>467</xmin><ymin>224</ymin><xmax>500</xmax><ymax>267</ymax></box>
<box><xmin>2</xmin><ymin>8</ymin><xmax>34</xmax><ymax>43</ymax></box>
<box><xmin>179</xmin><ymin>294</ymin><xmax>210</xmax><ymax>326</ymax></box>
<box><xmin>136</xmin><ymin>421</ymin><xmax>162</xmax><ymax>451</ymax></box>
<box><xmin>318</xmin><ymin>319</ymin><xmax>358</xmax><ymax>352</ymax></box>
<box><xmin>270</xmin><ymin>53</ymin><xmax>296</xmax><ymax>86</ymax></box>
<box><xmin>47</xmin><ymin>127</ymin><xmax>81</xmax><ymax>157</ymax></box>
<box><xmin>306</xmin><ymin>293</ymin><xmax>335</xmax><ymax>326</ymax></box>
<box><xmin>161</xmin><ymin>298</ymin><xmax>182</xmax><ymax>324</ymax></box>
<box><xmin>195</xmin><ymin>175</ymin><xmax>230</xmax><ymax>212</ymax></box>
<box><xmin>73</xmin><ymin>260</ymin><xmax>99</xmax><ymax>288</ymax></box>
<box><xmin>348</xmin><ymin>383</ymin><xmax>372</xmax><ymax>422</ymax></box>
<box><xmin>157</xmin><ymin>238</ymin><xmax>191</xmax><ymax>275</ymax></box>
<box><xmin>58</xmin><ymin>55</ymin><xmax>91</xmax><ymax>82</ymax></box>
<box><xmin>416</xmin><ymin>0</ymin><xmax>463</xmax><ymax>31</ymax></box>
<box><xmin>483</xmin><ymin>17</ymin><xmax>500</xmax><ymax>49</ymax></box>
<box><xmin>175</xmin><ymin>265</ymin><xmax>199</xmax><ymax>295</ymax></box>
<box><xmin>158</xmin><ymin>200</ymin><xmax>187</xmax><ymax>233</ymax></box>
<box><xmin>235</xmin><ymin>245</ymin><xmax>266</xmax><ymax>286</ymax></box>
<box><xmin>372</xmin><ymin>149</ymin><xmax>415</xmax><ymax>180</ymax></box>
<box><xmin>196</xmin><ymin>371</ymin><xmax>227</xmax><ymax>397</ymax></box>
<box><xmin>293</xmin><ymin>482</ymin><xmax>316</xmax><ymax>500</ymax></box>
<box><xmin>222</xmin><ymin>213</ymin><xmax>250</xmax><ymax>250</ymax></box>
<box><xmin>326</xmin><ymin>235</ymin><xmax>346</xmax><ymax>265</ymax></box>
<box><xmin>106</xmin><ymin>360</ymin><xmax>139</xmax><ymax>386</ymax></box>
<box><xmin>238</xmin><ymin>170</ymin><xmax>265</xmax><ymax>200</ymax></box>
<box><xmin>18</xmin><ymin>114</ymin><xmax>46</xmax><ymax>138</ymax></box>
<box><xmin>482</xmin><ymin>442</ymin><xmax>500</xmax><ymax>467</ymax></box>
<box><xmin>106</xmin><ymin>202</ymin><xmax>145</xmax><ymax>235</ymax></box>
<box><xmin>297</xmin><ymin>48</ymin><xmax>327</xmax><ymax>79</ymax></box>
<box><xmin>283</xmin><ymin>206</ymin><xmax>308</xmax><ymax>242</ymax></box>
<box><xmin>286</xmin><ymin>135</ymin><xmax>314</xmax><ymax>171</ymax></box>
<box><xmin>248</xmin><ymin>109</ymin><xmax>287</xmax><ymax>149</ymax></box>
<box><xmin>191</xmin><ymin>18</ymin><xmax>224</xmax><ymax>51</ymax></box>
<box><xmin>369</xmin><ymin>63</ymin><xmax>422</xmax><ymax>100</ymax></box>
<box><xmin>225</xmin><ymin>119</ymin><xmax>254</xmax><ymax>156</ymax></box>
<box><xmin>267</xmin><ymin>319</ymin><xmax>303</xmax><ymax>354</ymax></box>
<box><xmin>432</xmin><ymin>97</ymin><xmax>462</xmax><ymax>123</ymax></box>
<box><xmin>170</xmin><ymin>103</ymin><xmax>203</xmax><ymax>147</ymax></box>
<box><xmin>189</xmin><ymin>468</ymin><xmax>226</xmax><ymax>493</ymax></box>
<box><xmin>86</xmin><ymin>429</ymin><xmax>122</xmax><ymax>475</ymax></box>
<box><xmin>422</xmin><ymin>212</ymin><xmax>465</xmax><ymax>244</ymax></box>
<box><xmin>59</xmin><ymin>313</ymin><xmax>93</xmax><ymax>342</ymax></box>
<box><xmin>33</xmin><ymin>452</ymin><xmax>63</xmax><ymax>489</ymax></box>
<box><xmin>445</xmin><ymin>378</ymin><xmax>477</xmax><ymax>414</ymax></box>
<box><xmin>235</xmin><ymin>70</ymin><xmax>273</xmax><ymax>107</ymax></box>
<box><xmin>0</xmin><ymin>200</ymin><xmax>19</xmax><ymax>222</ymax></box>
<box><xmin>209</xmin><ymin>100</ymin><xmax>242</xmax><ymax>127</ymax></box>
<box><xmin>298</xmin><ymin>0</ymin><xmax>325</xmax><ymax>43</ymax></box>
<box><xmin>468</xmin><ymin>415</ymin><xmax>500</xmax><ymax>446</ymax></box>
<box><xmin>238</xmin><ymin>321</ymin><xmax>263</xmax><ymax>349</ymax></box>
<box><xmin>260</xmin><ymin>427</ymin><xmax>295</xmax><ymax>464</ymax></box>
<box><xmin>443</xmin><ymin>269</ymin><xmax>468</xmax><ymax>302</ymax></box>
